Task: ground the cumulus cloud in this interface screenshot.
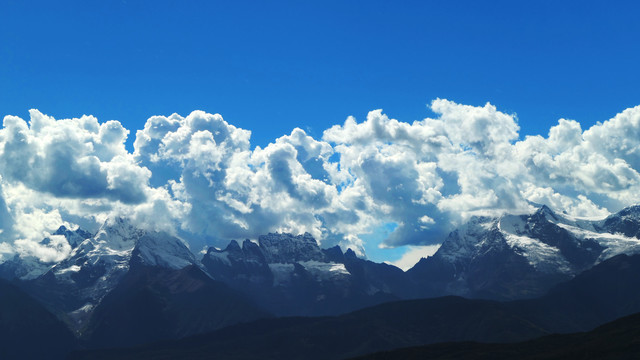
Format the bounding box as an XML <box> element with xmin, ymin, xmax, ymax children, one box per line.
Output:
<box><xmin>1</xmin><ymin>101</ymin><xmax>640</xmax><ymax>263</ymax></box>
<box><xmin>0</xmin><ymin>110</ymin><xmax>150</xmax><ymax>203</ymax></box>
<box><xmin>14</xmin><ymin>234</ymin><xmax>71</xmax><ymax>263</ymax></box>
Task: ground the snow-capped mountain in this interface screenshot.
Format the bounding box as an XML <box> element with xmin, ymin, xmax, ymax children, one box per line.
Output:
<box><xmin>408</xmin><ymin>205</ymin><xmax>640</xmax><ymax>300</ymax></box>
<box><xmin>202</xmin><ymin>232</ymin><xmax>409</xmax><ymax>316</ymax></box>
<box><xmin>200</xmin><ymin>205</ymin><xmax>640</xmax><ymax>310</ymax></box>
<box><xmin>22</xmin><ymin>217</ymin><xmax>202</xmax><ymax>332</ymax></box>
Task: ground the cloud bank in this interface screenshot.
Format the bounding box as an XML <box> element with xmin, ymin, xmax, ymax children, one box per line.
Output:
<box><xmin>1</xmin><ymin>99</ymin><xmax>640</xmax><ymax>263</ymax></box>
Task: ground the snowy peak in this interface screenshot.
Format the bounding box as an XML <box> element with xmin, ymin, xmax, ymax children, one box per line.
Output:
<box><xmin>56</xmin><ymin>218</ymin><xmax>197</xmax><ymax>279</ymax></box>
<box><xmin>448</xmin><ymin>206</ymin><xmax>611</xmax><ymax>273</ymax></box>
<box><xmin>58</xmin><ymin>217</ymin><xmax>199</xmax><ymax>273</ymax></box>
<box><xmin>435</xmin><ymin>215</ymin><xmax>501</xmax><ymax>263</ymax></box>
<box><xmin>205</xmin><ymin>239</ymin><xmax>267</xmax><ymax>266</ymax></box>
<box><xmin>49</xmin><ymin>217</ymin><xmax>147</xmax><ymax>282</ymax></box>
<box><xmin>33</xmin><ymin>219</ymin><xmax>200</xmax><ymax>325</ymax></box>
<box><xmin>92</xmin><ymin>217</ymin><xmax>146</xmax><ymax>251</ymax></box>
<box><xmin>203</xmin><ymin>232</ymin><xmax>331</xmax><ymax>275</ymax></box>
<box><xmin>533</xmin><ymin>204</ymin><xmax>558</xmax><ymax>221</ymax></box>
<box><xmin>203</xmin><ymin>239</ymin><xmax>272</xmax><ymax>286</ymax></box>
<box><xmin>224</xmin><ymin>239</ymin><xmax>242</xmax><ymax>253</ymax></box>
<box><xmin>132</xmin><ymin>232</ymin><xmax>198</xmax><ymax>270</ymax></box>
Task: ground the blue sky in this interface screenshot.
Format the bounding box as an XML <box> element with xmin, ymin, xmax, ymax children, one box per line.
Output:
<box><xmin>2</xmin><ymin>1</ymin><xmax>639</xmax><ymax>149</ymax></box>
<box><xmin>1</xmin><ymin>1</ymin><xmax>640</xmax><ymax>266</ymax></box>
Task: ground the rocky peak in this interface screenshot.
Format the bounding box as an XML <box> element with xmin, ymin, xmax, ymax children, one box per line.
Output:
<box><xmin>344</xmin><ymin>248</ymin><xmax>358</xmax><ymax>259</ymax></box>
<box><xmin>258</xmin><ymin>232</ymin><xmax>324</xmax><ymax>263</ymax></box>
<box><xmin>322</xmin><ymin>245</ymin><xmax>345</xmax><ymax>263</ymax></box>
<box><xmin>224</xmin><ymin>240</ymin><xmax>242</xmax><ymax>253</ymax></box>
<box><xmin>241</xmin><ymin>240</ymin><xmax>265</xmax><ymax>260</ymax></box>
<box><xmin>535</xmin><ymin>204</ymin><xmax>556</xmax><ymax>217</ymax></box>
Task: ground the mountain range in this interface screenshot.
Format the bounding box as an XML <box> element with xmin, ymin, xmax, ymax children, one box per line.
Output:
<box><xmin>1</xmin><ymin>204</ymin><xmax>640</xmax><ymax>358</ymax></box>
<box><xmin>70</xmin><ymin>252</ymin><xmax>640</xmax><ymax>360</ymax></box>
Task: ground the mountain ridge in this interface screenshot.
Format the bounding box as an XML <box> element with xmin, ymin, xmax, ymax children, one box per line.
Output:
<box><xmin>68</xmin><ymin>253</ymin><xmax>640</xmax><ymax>360</ymax></box>
<box><xmin>409</xmin><ymin>204</ymin><xmax>640</xmax><ymax>300</ymax></box>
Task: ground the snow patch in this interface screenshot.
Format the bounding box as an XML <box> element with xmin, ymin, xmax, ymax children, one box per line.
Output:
<box><xmin>554</xmin><ymin>222</ymin><xmax>640</xmax><ymax>262</ymax></box>
<box><xmin>54</xmin><ymin>264</ymin><xmax>81</xmax><ymax>275</ymax></box>
<box><xmin>504</xmin><ymin>234</ymin><xmax>572</xmax><ymax>274</ymax></box>
<box><xmin>299</xmin><ymin>260</ymin><xmax>350</xmax><ymax>280</ymax></box>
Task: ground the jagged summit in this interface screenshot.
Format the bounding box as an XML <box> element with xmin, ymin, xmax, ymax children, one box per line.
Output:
<box><xmin>201</xmin><ymin>231</ymin><xmax>407</xmax><ymax>316</ymax></box>
<box><xmin>52</xmin><ymin>218</ymin><xmax>198</xmax><ymax>283</ymax></box>
<box><xmin>258</xmin><ymin>232</ymin><xmax>325</xmax><ymax>263</ymax></box>
<box><xmin>531</xmin><ymin>204</ymin><xmax>559</xmax><ymax>221</ymax></box>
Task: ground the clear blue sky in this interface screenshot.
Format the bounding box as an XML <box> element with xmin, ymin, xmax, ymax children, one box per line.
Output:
<box><xmin>2</xmin><ymin>0</ymin><xmax>639</xmax><ymax>150</ymax></box>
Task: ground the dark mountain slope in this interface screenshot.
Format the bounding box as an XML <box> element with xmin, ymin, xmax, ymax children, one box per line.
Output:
<box><xmin>0</xmin><ymin>279</ymin><xmax>77</xmax><ymax>360</ymax></box>
<box><xmin>83</xmin><ymin>262</ymin><xmax>271</xmax><ymax>349</ymax></box>
<box><xmin>351</xmin><ymin>311</ymin><xmax>640</xmax><ymax>360</ymax></box>
<box><xmin>70</xmin><ymin>296</ymin><xmax>547</xmax><ymax>360</ymax></box>
<box><xmin>512</xmin><ymin>253</ymin><xmax>640</xmax><ymax>332</ymax></box>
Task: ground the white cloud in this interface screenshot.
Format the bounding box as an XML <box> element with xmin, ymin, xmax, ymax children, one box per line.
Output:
<box><xmin>0</xmin><ymin>110</ymin><xmax>150</xmax><ymax>203</ymax></box>
<box><xmin>1</xmin><ymin>101</ymin><xmax>640</xmax><ymax>263</ymax></box>
<box><xmin>14</xmin><ymin>234</ymin><xmax>71</xmax><ymax>263</ymax></box>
